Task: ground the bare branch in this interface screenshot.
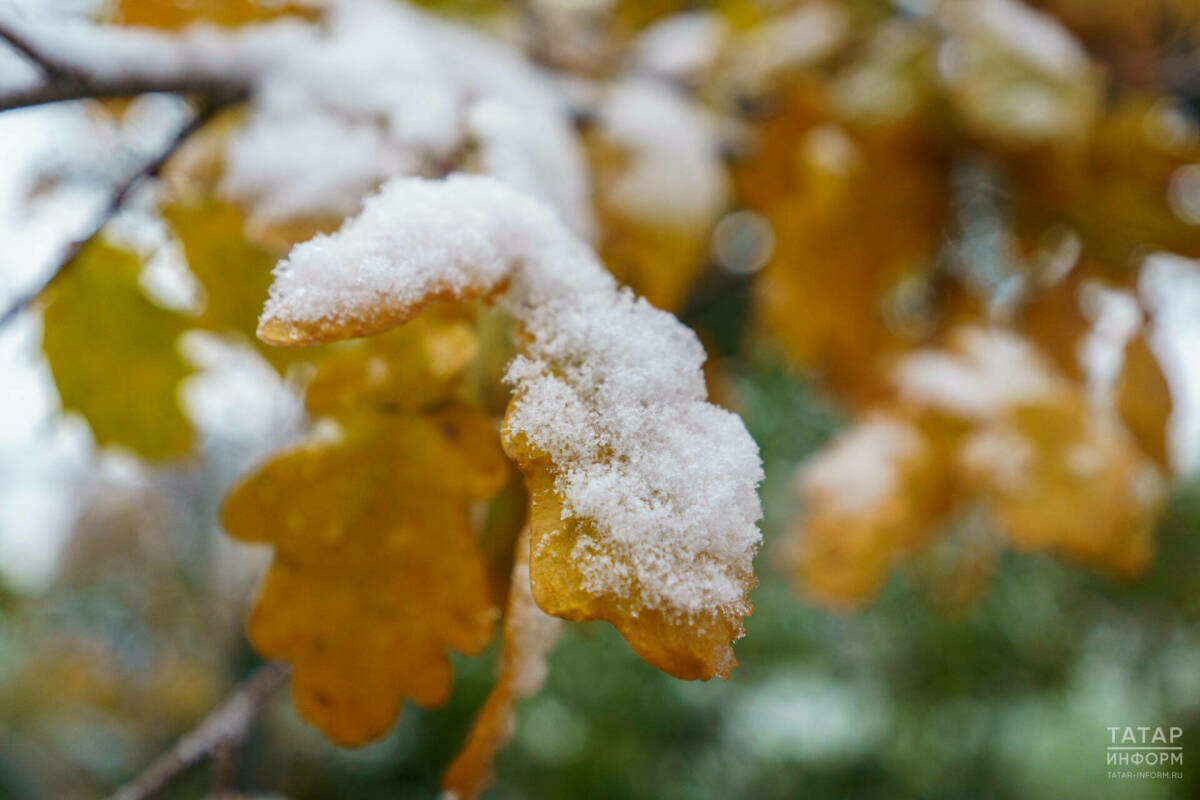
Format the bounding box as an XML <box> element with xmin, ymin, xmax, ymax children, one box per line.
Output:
<box><xmin>0</xmin><ymin>15</ymin><xmax>252</xmax><ymax>110</ymax></box>
<box><xmin>0</xmin><ymin>94</ymin><xmax>239</xmax><ymax>329</ymax></box>
<box><xmin>0</xmin><ymin>74</ymin><xmax>249</xmax><ymax>113</ymax></box>
<box><xmin>0</xmin><ymin>16</ymin><xmax>78</xmax><ymax>78</ymax></box>
<box><xmin>107</xmin><ymin>662</ymin><xmax>290</xmax><ymax>800</ymax></box>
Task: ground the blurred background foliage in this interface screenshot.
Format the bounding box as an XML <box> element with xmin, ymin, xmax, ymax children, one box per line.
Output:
<box><xmin>0</xmin><ymin>0</ymin><xmax>1198</xmax><ymax>797</ymax></box>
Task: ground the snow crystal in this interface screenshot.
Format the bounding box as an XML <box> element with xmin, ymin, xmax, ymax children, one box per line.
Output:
<box><xmin>261</xmin><ymin>174</ymin><xmax>763</xmax><ymax>617</ymax></box>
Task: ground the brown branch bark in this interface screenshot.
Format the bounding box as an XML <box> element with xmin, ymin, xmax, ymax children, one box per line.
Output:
<box><xmin>0</xmin><ymin>93</ymin><xmax>239</xmax><ymax>329</ymax></box>
<box><xmin>106</xmin><ymin>662</ymin><xmax>290</xmax><ymax>800</ymax></box>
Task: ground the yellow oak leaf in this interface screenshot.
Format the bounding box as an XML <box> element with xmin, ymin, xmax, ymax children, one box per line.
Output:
<box><xmin>583</xmin><ymin>96</ymin><xmax>722</xmax><ymax>311</ymax></box>
<box><xmin>442</xmin><ymin>530</ymin><xmax>561</xmax><ymax>800</ymax></box>
<box><xmin>503</xmin><ymin>431</ymin><xmax>752</xmax><ymax>680</ymax></box>
<box><xmin>221</xmin><ymin>404</ymin><xmax>508</xmax><ymax>745</ymax></box>
<box><xmin>1116</xmin><ymin>331</ymin><xmax>1173</xmax><ymax>468</ymax></box>
<box><xmin>42</xmin><ymin>239</ymin><xmax>194</xmax><ymax>459</ymax></box>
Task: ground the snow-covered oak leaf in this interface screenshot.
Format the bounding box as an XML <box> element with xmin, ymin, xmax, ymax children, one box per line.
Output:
<box><xmin>256</xmin><ymin>175</ymin><xmax>764</xmax><ymax>680</ymax></box>
<box><xmin>221</xmin><ymin>404</ymin><xmax>508</xmax><ymax>745</ymax></box>
<box><xmin>42</xmin><ymin>239</ymin><xmax>194</xmax><ymax>459</ymax></box>
<box><xmin>793</xmin><ymin>414</ymin><xmax>947</xmax><ymax>607</ymax></box>
<box><xmin>442</xmin><ymin>530</ymin><xmax>561</xmax><ymax>800</ymax></box>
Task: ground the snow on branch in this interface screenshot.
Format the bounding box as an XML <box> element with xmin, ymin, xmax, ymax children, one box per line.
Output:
<box><xmin>0</xmin><ymin>1</ymin><xmax>591</xmax><ymax>236</ymax></box>
<box><xmin>258</xmin><ymin>174</ymin><xmax>763</xmax><ymax>641</ymax></box>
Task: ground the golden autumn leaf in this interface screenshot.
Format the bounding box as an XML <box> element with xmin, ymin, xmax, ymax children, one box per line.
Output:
<box><xmin>1014</xmin><ymin>98</ymin><xmax>1200</xmax><ymax>270</ymax></box>
<box><xmin>583</xmin><ymin>93</ymin><xmax>721</xmax><ymax>312</ymax></box>
<box><xmin>1116</xmin><ymin>331</ymin><xmax>1173</xmax><ymax>468</ymax></box>
<box><xmin>42</xmin><ymin>239</ymin><xmax>194</xmax><ymax>459</ymax></box>
<box><xmin>735</xmin><ymin>81</ymin><xmax>948</xmax><ymax>402</ymax></box>
<box><xmin>442</xmin><ymin>530</ymin><xmax>562</xmax><ymax>800</ymax></box>
<box><xmin>221</xmin><ymin>405</ymin><xmax>508</xmax><ymax>745</ymax></box>
<box><xmin>793</xmin><ymin>326</ymin><xmax>1169</xmax><ymax>607</ymax></box>
<box><xmin>793</xmin><ymin>414</ymin><xmax>947</xmax><ymax>607</ymax></box>
<box><xmin>960</xmin><ymin>398</ymin><xmax>1165</xmax><ymax>576</ymax></box>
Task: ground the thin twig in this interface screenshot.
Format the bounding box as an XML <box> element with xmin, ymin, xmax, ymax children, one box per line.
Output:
<box><xmin>0</xmin><ymin>94</ymin><xmax>238</xmax><ymax>329</ymax></box>
<box><xmin>107</xmin><ymin>662</ymin><xmax>291</xmax><ymax>800</ymax></box>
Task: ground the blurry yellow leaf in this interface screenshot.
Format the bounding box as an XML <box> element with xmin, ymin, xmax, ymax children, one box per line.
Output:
<box><xmin>1116</xmin><ymin>331</ymin><xmax>1173</xmax><ymax>468</ymax></box>
<box><xmin>793</xmin><ymin>326</ymin><xmax>1170</xmax><ymax>607</ymax></box>
<box><xmin>221</xmin><ymin>404</ymin><xmax>508</xmax><ymax>745</ymax></box>
<box><xmin>736</xmin><ymin>83</ymin><xmax>947</xmax><ymax>401</ymax></box>
<box><xmin>42</xmin><ymin>239</ymin><xmax>194</xmax><ymax>459</ymax></box>
<box><xmin>113</xmin><ymin>0</ymin><xmax>315</xmax><ymax>28</ymax></box>
<box><xmin>594</xmin><ymin>209</ymin><xmax>711</xmax><ymax>312</ymax></box>
<box><xmin>960</xmin><ymin>398</ymin><xmax>1165</xmax><ymax>576</ymax></box>
<box><xmin>584</xmin><ymin>96</ymin><xmax>721</xmax><ymax>311</ymax></box>
<box><xmin>1016</xmin><ymin>99</ymin><xmax>1200</xmax><ymax>271</ymax></box>
<box><xmin>793</xmin><ymin>414</ymin><xmax>947</xmax><ymax>607</ymax></box>
<box><xmin>442</xmin><ymin>530</ymin><xmax>561</xmax><ymax>800</ymax></box>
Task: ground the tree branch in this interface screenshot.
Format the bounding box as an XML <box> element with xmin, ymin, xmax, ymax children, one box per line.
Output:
<box><xmin>0</xmin><ymin>17</ymin><xmax>78</xmax><ymax>78</ymax></box>
<box><xmin>0</xmin><ymin>94</ymin><xmax>238</xmax><ymax>329</ymax></box>
<box><xmin>0</xmin><ymin>74</ymin><xmax>249</xmax><ymax>113</ymax></box>
<box><xmin>0</xmin><ymin>13</ymin><xmax>253</xmax><ymax>113</ymax></box>
<box><xmin>107</xmin><ymin>662</ymin><xmax>290</xmax><ymax>800</ymax></box>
